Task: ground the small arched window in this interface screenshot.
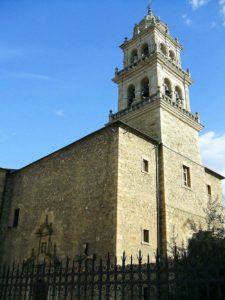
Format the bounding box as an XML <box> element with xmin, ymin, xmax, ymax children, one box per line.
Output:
<box><xmin>164</xmin><ymin>78</ymin><xmax>172</xmax><ymax>98</ymax></box>
<box><xmin>169</xmin><ymin>50</ymin><xmax>175</xmax><ymax>61</ymax></box>
<box><xmin>127</xmin><ymin>85</ymin><xmax>136</xmax><ymax>107</ymax></box>
<box><xmin>141</xmin><ymin>77</ymin><xmax>150</xmax><ymax>99</ymax></box>
<box><xmin>175</xmin><ymin>86</ymin><xmax>183</xmax><ymax>105</ymax></box>
<box><xmin>130</xmin><ymin>49</ymin><xmax>138</xmax><ymax>64</ymax></box>
<box><xmin>160</xmin><ymin>43</ymin><xmax>167</xmax><ymax>56</ymax></box>
<box><xmin>141</xmin><ymin>43</ymin><xmax>149</xmax><ymax>57</ymax></box>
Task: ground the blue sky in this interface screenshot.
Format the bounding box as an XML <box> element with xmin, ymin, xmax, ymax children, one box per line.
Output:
<box><xmin>0</xmin><ymin>0</ymin><xmax>225</xmax><ymax>187</ymax></box>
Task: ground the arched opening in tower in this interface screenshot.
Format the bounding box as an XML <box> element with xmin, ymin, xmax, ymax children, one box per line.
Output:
<box><xmin>130</xmin><ymin>49</ymin><xmax>138</xmax><ymax>64</ymax></box>
<box><xmin>164</xmin><ymin>78</ymin><xmax>172</xmax><ymax>98</ymax></box>
<box><xmin>175</xmin><ymin>86</ymin><xmax>183</xmax><ymax>106</ymax></box>
<box><xmin>160</xmin><ymin>43</ymin><xmax>167</xmax><ymax>56</ymax></box>
<box><xmin>141</xmin><ymin>78</ymin><xmax>150</xmax><ymax>99</ymax></box>
<box><xmin>127</xmin><ymin>85</ymin><xmax>136</xmax><ymax>107</ymax></box>
<box><xmin>169</xmin><ymin>50</ymin><xmax>175</xmax><ymax>61</ymax></box>
<box><xmin>141</xmin><ymin>44</ymin><xmax>149</xmax><ymax>57</ymax></box>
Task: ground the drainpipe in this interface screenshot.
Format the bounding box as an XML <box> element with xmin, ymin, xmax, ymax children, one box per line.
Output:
<box><xmin>155</xmin><ymin>144</ymin><xmax>161</xmax><ymax>256</ymax></box>
<box><xmin>155</xmin><ymin>143</ymin><xmax>167</xmax><ymax>260</ymax></box>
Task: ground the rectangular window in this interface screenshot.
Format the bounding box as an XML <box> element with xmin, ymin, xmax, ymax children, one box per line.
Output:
<box><xmin>13</xmin><ymin>208</ymin><xmax>20</xmax><ymax>228</ymax></box>
<box><xmin>143</xmin><ymin>229</ymin><xmax>149</xmax><ymax>244</ymax></box>
<box><xmin>207</xmin><ymin>184</ymin><xmax>212</xmax><ymax>196</ymax></box>
<box><xmin>41</xmin><ymin>242</ymin><xmax>47</xmax><ymax>254</ymax></box>
<box><xmin>182</xmin><ymin>165</ymin><xmax>191</xmax><ymax>188</ymax></box>
<box><xmin>142</xmin><ymin>159</ymin><xmax>149</xmax><ymax>173</ymax></box>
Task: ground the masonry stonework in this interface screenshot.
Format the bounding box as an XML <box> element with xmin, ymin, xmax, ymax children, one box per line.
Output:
<box><xmin>0</xmin><ymin>169</ymin><xmax>7</xmax><ymax>206</ymax></box>
<box><xmin>0</xmin><ymin>7</ymin><xmax>224</xmax><ymax>264</ymax></box>
<box><xmin>116</xmin><ymin>127</ymin><xmax>158</xmax><ymax>260</ymax></box>
<box><xmin>0</xmin><ymin>125</ymin><xmax>119</xmax><ymax>263</ymax></box>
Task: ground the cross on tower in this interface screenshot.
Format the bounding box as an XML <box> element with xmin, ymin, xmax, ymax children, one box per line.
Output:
<box><xmin>148</xmin><ymin>0</ymin><xmax>153</xmax><ymax>15</ymax></box>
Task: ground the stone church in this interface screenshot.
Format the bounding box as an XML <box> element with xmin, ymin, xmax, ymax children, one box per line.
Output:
<box><xmin>0</xmin><ymin>7</ymin><xmax>224</xmax><ymax>264</ymax></box>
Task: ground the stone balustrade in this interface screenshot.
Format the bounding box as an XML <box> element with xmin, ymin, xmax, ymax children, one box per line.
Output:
<box><xmin>115</xmin><ymin>51</ymin><xmax>190</xmax><ymax>79</ymax></box>
<box><xmin>109</xmin><ymin>94</ymin><xmax>200</xmax><ymax>124</ymax></box>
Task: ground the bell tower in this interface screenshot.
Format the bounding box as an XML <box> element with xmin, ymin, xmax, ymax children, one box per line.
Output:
<box><xmin>110</xmin><ymin>6</ymin><xmax>203</xmax><ymax>163</ymax></box>
<box><xmin>109</xmin><ymin>6</ymin><xmax>208</xmax><ymax>256</ymax></box>
<box><xmin>114</xmin><ymin>7</ymin><xmax>191</xmax><ymax>112</ymax></box>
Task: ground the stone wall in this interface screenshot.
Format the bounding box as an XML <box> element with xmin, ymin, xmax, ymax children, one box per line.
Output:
<box><xmin>0</xmin><ymin>125</ymin><xmax>119</xmax><ymax>264</ymax></box>
<box><xmin>122</xmin><ymin>103</ymin><xmax>223</xmax><ymax>251</ymax></box>
<box><xmin>205</xmin><ymin>171</ymin><xmax>224</xmax><ymax>202</ymax></box>
<box><xmin>0</xmin><ymin>169</ymin><xmax>7</xmax><ymax>219</ymax></box>
<box><xmin>163</xmin><ymin>151</ymin><xmax>224</xmax><ymax>249</ymax></box>
<box><xmin>160</xmin><ymin>108</ymin><xmax>202</xmax><ymax>163</ymax></box>
<box><xmin>163</xmin><ymin>145</ymin><xmax>207</xmax><ymax>248</ymax></box>
<box><xmin>116</xmin><ymin>127</ymin><xmax>158</xmax><ymax>261</ymax></box>
<box><xmin>118</xmin><ymin>104</ymin><xmax>161</xmax><ymax>142</ymax></box>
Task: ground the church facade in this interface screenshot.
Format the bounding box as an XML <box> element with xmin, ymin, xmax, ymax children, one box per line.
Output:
<box><xmin>0</xmin><ymin>8</ymin><xmax>224</xmax><ymax>264</ymax></box>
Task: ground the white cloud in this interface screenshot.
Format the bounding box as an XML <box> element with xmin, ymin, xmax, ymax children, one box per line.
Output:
<box><xmin>219</xmin><ymin>0</ymin><xmax>225</xmax><ymax>26</ymax></box>
<box><xmin>182</xmin><ymin>14</ymin><xmax>193</xmax><ymax>26</ymax></box>
<box><xmin>14</xmin><ymin>72</ymin><xmax>52</xmax><ymax>81</ymax></box>
<box><xmin>0</xmin><ymin>71</ymin><xmax>52</xmax><ymax>81</ymax></box>
<box><xmin>0</xmin><ymin>47</ymin><xmax>42</xmax><ymax>62</ymax></box>
<box><xmin>189</xmin><ymin>0</ymin><xmax>210</xmax><ymax>9</ymax></box>
<box><xmin>200</xmin><ymin>131</ymin><xmax>225</xmax><ymax>196</ymax></box>
<box><xmin>0</xmin><ymin>48</ymin><xmax>30</xmax><ymax>60</ymax></box>
<box><xmin>54</xmin><ymin>109</ymin><xmax>65</xmax><ymax>118</ymax></box>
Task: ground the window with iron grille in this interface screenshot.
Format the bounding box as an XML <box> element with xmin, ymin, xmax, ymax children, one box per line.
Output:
<box><xmin>143</xmin><ymin>229</ymin><xmax>149</xmax><ymax>244</ymax></box>
<box><xmin>182</xmin><ymin>165</ymin><xmax>191</xmax><ymax>188</ymax></box>
<box><xmin>207</xmin><ymin>184</ymin><xmax>212</xmax><ymax>196</ymax></box>
<box><xmin>142</xmin><ymin>159</ymin><xmax>149</xmax><ymax>173</ymax></box>
<box><xmin>13</xmin><ymin>208</ymin><xmax>20</xmax><ymax>228</ymax></box>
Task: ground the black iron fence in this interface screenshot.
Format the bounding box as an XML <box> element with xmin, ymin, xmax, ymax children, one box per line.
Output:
<box><xmin>0</xmin><ymin>251</ymin><xmax>225</xmax><ymax>300</ymax></box>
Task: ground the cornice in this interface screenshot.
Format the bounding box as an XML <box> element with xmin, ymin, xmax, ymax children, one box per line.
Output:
<box><xmin>120</xmin><ymin>26</ymin><xmax>155</xmax><ymax>49</ymax></box>
<box><xmin>109</xmin><ymin>97</ymin><xmax>203</xmax><ymax>133</ymax></box>
<box><xmin>159</xmin><ymin>98</ymin><xmax>203</xmax><ymax>132</ymax></box>
<box><xmin>120</xmin><ymin>22</ymin><xmax>182</xmax><ymax>50</ymax></box>
<box><xmin>113</xmin><ymin>52</ymin><xmax>192</xmax><ymax>85</ymax></box>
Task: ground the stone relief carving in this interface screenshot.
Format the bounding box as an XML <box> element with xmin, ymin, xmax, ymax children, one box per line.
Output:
<box><xmin>27</xmin><ymin>215</ymin><xmax>59</xmax><ymax>265</ymax></box>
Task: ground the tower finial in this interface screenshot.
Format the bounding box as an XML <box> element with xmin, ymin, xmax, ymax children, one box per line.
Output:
<box><xmin>148</xmin><ymin>0</ymin><xmax>153</xmax><ymax>15</ymax></box>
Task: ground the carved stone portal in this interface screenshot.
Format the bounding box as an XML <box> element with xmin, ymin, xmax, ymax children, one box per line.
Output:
<box><xmin>27</xmin><ymin>215</ymin><xmax>59</xmax><ymax>265</ymax></box>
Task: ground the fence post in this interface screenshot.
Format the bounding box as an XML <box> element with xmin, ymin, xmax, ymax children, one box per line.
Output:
<box><xmin>130</xmin><ymin>255</ymin><xmax>134</xmax><ymax>300</ymax></box>
<box><xmin>164</xmin><ymin>253</ymin><xmax>169</xmax><ymax>300</ymax></box>
<box><xmin>28</xmin><ymin>260</ymin><xmax>35</xmax><ymax>300</ymax></box>
<box><xmin>77</xmin><ymin>256</ymin><xmax>82</xmax><ymax>300</ymax></box>
<box><xmin>63</xmin><ymin>257</ymin><xmax>69</xmax><ymax>299</ymax></box>
<box><xmin>98</xmin><ymin>258</ymin><xmax>103</xmax><ymax>300</ymax></box>
<box><xmin>24</xmin><ymin>261</ymin><xmax>30</xmax><ymax>299</ymax></box>
<box><xmin>174</xmin><ymin>246</ymin><xmax>179</xmax><ymax>300</ymax></box>
<box><xmin>13</xmin><ymin>263</ymin><xmax>20</xmax><ymax>299</ymax></box>
<box><xmin>114</xmin><ymin>256</ymin><xmax>118</xmax><ymax>300</ymax></box>
<box><xmin>106</xmin><ymin>253</ymin><xmax>111</xmax><ymax>300</ymax></box>
<box><xmin>146</xmin><ymin>254</ymin><xmax>151</xmax><ymax>300</ymax></box>
<box><xmin>46</xmin><ymin>261</ymin><xmax>51</xmax><ymax>300</ymax></box>
<box><xmin>0</xmin><ymin>265</ymin><xmax>2</xmax><ymax>298</ymax></box>
<box><xmin>90</xmin><ymin>257</ymin><xmax>95</xmax><ymax>300</ymax></box>
<box><xmin>182</xmin><ymin>250</ymin><xmax>191</xmax><ymax>300</ymax></box>
<box><xmin>70</xmin><ymin>260</ymin><xmax>75</xmax><ymax>300</ymax></box>
<box><xmin>156</xmin><ymin>249</ymin><xmax>161</xmax><ymax>300</ymax></box>
<box><xmin>8</xmin><ymin>262</ymin><xmax>15</xmax><ymax>300</ymax></box>
<box><xmin>121</xmin><ymin>252</ymin><xmax>126</xmax><ymax>300</ymax></box>
<box><xmin>3</xmin><ymin>264</ymin><xmax>10</xmax><ymax>299</ymax></box>
<box><xmin>138</xmin><ymin>251</ymin><xmax>143</xmax><ymax>300</ymax></box>
<box><xmin>84</xmin><ymin>257</ymin><xmax>88</xmax><ymax>300</ymax></box>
